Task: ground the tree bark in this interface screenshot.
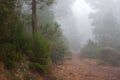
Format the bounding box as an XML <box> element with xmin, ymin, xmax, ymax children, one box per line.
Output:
<box><xmin>32</xmin><ymin>0</ymin><xmax>37</xmax><ymax>34</ymax></box>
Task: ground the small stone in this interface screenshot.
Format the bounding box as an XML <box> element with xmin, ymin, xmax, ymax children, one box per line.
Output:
<box><xmin>111</xmin><ymin>77</ymin><xmax>118</xmax><ymax>80</ymax></box>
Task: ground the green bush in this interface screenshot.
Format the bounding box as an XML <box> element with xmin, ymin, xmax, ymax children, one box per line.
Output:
<box><xmin>0</xmin><ymin>44</ymin><xmax>23</xmax><ymax>69</ymax></box>
<box><xmin>50</xmin><ymin>42</ymin><xmax>67</xmax><ymax>64</ymax></box>
<box><xmin>12</xmin><ymin>23</ymin><xmax>32</xmax><ymax>53</ymax></box>
<box><xmin>29</xmin><ymin>62</ymin><xmax>49</xmax><ymax>74</ymax></box>
<box><xmin>23</xmin><ymin>33</ymin><xmax>51</xmax><ymax>74</ymax></box>
<box><xmin>97</xmin><ymin>47</ymin><xmax>120</xmax><ymax>66</ymax></box>
<box><xmin>81</xmin><ymin>40</ymin><xmax>98</xmax><ymax>59</ymax></box>
<box><xmin>27</xmin><ymin>33</ymin><xmax>50</xmax><ymax>65</ymax></box>
<box><xmin>81</xmin><ymin>39</ymin><xmax>120</xmax><ymax>66</ymax></box>
<box><xmin>38</xmin><ymin>22</ymin><xmax>68</xmax><ymax>64</ymax></box>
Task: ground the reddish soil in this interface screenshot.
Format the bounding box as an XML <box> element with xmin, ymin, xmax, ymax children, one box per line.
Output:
<box><xmin>54</xmin><ymin>53</ymin><xmax>120</xmax><ymax>80</ymax></box>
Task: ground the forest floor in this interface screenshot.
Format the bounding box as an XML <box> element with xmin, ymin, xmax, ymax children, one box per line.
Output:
<box><xmin>54</xmin><ymin>53</ymin><xmax>120</xmax><ymax>80</ymax></box>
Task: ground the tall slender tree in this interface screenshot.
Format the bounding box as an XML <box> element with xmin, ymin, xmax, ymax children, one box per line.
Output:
<box><xmin>31</xmin><ymin>0</ymin><xmax>54</xmax><ymax>34</ymax></box>
<box><xmin>32</xmin><ymin>0</ymin><xmax>37</xmax><ymax>34</ymax></box>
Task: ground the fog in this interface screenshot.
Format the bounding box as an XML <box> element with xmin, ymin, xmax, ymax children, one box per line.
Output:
<box><xmin>52</xmin><ymin>0</ymin><xmax>93</xmax><ymax>51</ymax></box>
<box><xmin>2</xmin><ymin>0</ymin><xmax>120</xmax><ymax>79</ymax></box>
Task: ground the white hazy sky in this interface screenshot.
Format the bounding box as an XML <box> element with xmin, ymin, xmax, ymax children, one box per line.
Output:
<box><xmin>72</xmin><ymin>0</ymin><xmax>92</xmax><ymax>17</ymax></box>
<box><xmin>71</xmin><ymin>0</ymin><xmax>93</xmax><ymax>41</ymax></box>
<box><xmin>53</xmin><ymin>0</ymin><xmax>94</xmax><ymax>51</ymax></box>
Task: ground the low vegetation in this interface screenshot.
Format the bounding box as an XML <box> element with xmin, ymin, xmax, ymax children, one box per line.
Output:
<box><xmin>81</xmin><ymin>40</ymin><xmax>120</xmax><ymax>66</ymax></box>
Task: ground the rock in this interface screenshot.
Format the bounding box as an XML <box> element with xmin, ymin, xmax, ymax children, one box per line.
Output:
<box><xmin>46</xmin><ymin>76</ymin><xmax>57</xmax><ymax>80</ymax></box>
<box><xmin>79</xmin><ymin>67</ymin><xmax>82</xmax><ymax>70</ymax></box>
<box><xmin>69</xmin><ymin>73</ymin><xmax>74</xmax><ymax>76</ymax></box>
<box><xmin>111</xmin><ymin>77</ymin><xmax>118</xmax><ymax>80</ymax></box>
<box><xmin>56</xmin><ymin>66</ymin><xmax>63</xmax><ymax>70</ymax></box>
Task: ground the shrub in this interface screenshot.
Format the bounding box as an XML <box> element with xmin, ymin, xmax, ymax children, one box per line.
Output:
<box><xmin>29</xmin><ymin>62</ymin><xmax>50</xmax><ymax>74</ymax></box>
<box><xmin>27</xmin><ymin>33</ymin><xmax>50</xmax><ymax>65</ymax></box>
<box><xmin>81</xmin><ymin>40</ymin><xmax>120</xmax><ymax>66</ymax></box>
<box><xmin>25</xmin><ymin>33</ymin><xmax>51</xmax><ymax>74</ymax></box>
<box><xmin>0</xmin><ymin>44</ymin><xmax>23</xmax><ymax>69</ymax></box>
<box><xmin>81</xmin><ymin>40</ymin><xmax>98</xmax><ymax>59</ymax></box>
<box><xmin>97</xmin><ymin>47</ymin><xmax>120</xmax><ymax>66</ymax></box>
<box><xmin>50</xmin><ymin>42</ymin><xmax>67</xmax><ymax>64</ymax></box>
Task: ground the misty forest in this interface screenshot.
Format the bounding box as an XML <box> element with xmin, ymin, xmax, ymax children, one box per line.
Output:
<box><xmin>0</xmin><ymin>0</ymin><xmax>120</xmax><ymax>80</ymax></box>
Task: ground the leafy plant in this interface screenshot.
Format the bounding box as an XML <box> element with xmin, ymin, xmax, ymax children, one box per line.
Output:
<box><xmin>29</xmin><ymin>62</ymin><xmax>50</xmax><ymax>74</ymax></box>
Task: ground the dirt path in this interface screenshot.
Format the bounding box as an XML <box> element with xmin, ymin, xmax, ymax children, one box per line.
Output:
<box><xmin>54</xmin><ymin>53</ymin><xmax>120</xmax><ymax>80</ymax></box>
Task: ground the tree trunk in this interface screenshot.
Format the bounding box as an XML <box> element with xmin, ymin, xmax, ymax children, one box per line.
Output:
<box><xmin>32</xmin><ymin>0</ymin><xmax>37</xmax><ymax>34</ymax></box>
